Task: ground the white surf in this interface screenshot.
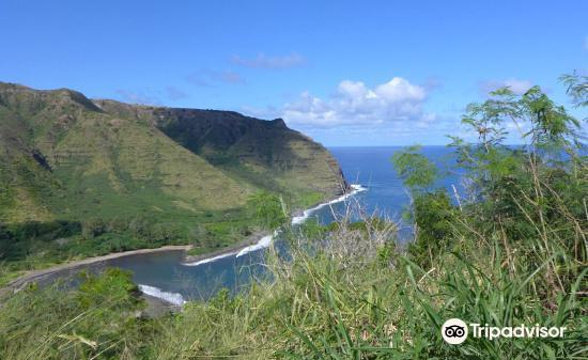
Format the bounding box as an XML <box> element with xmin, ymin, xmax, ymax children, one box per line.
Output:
<box><xmin>138</xmin><ymin>284</ymin><xmax>186</xmax><ymax>306</ymax></box>
<box><xmin>183</xmin><ymin>184</ymin><xmax>367</xmax><ymax>264</ymax></box>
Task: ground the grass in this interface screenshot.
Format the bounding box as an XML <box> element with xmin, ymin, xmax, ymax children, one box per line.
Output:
<box><xmin>1</xmin><ymin>198</ymin><xmax>585</xmax><ymax>359</ymax></box>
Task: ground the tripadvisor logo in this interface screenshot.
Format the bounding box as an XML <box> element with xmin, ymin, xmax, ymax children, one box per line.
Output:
<box><xmin>442</xmin><ymin>318</ymin><xmax>468</xmax><ymax>344</ymax></box>
<box><xmin>441</xmin><ymin>318</ymin><xmax>566</xmax><ymax>345</ymax></box>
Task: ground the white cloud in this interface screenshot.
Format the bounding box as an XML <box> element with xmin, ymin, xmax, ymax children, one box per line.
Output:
<box><xmin>186</xmin><ymin>69</ymin><xmax>245</xmax><ymax>86</ymax></box>
<box><xmin>279</xmin><ymin>77</ymin><xmax>433</xmax><ymax>128</ymax></box>
<box><xmin>231</xmin><ymin>52</ymin><xmax>306</xmax><ymax>69</ymax></box>
<box><xmin>165</xmin><ymin>86</ymin><xmax>188</xmax><ymax>100</ymax></box>
<box><xmin>217</xmin><ymin>70</ymin><xmax>245</xmax><ymax>84</ymax></box>
<box><xmin>115</xmin><ymin>89</ymin><xmax>161</xmax><ymax>105</ymax></box>
<box><xmin>115</xmin><ymin>86</ymin><xmax>189</xmax><ymax>105</ymax></box>
<box><xmin>480</xmin><ymin>78</ymin><xmax>533</xmax><ymax>95</ymax></box>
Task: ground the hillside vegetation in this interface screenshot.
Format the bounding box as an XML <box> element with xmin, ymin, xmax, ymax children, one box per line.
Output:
<box><xmin>0</xmin><ymin>82</ymin><xmax>346</xmax><ymax>276</ymax></box>
<box><xmin>0</xmin><ymin>74</ymin><xmax>585</xmax><ymax>359</ymax></box>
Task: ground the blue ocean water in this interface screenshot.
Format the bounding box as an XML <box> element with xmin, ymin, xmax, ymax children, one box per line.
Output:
<box><xmin>44</xmin><ymin>146</ymin><xmax>462</xmax><ymax>303</ymax></box>
<box><xmin>310</xmin><ymin>146</ymin><xmax>458</xmax><ymax>225</ymax></box>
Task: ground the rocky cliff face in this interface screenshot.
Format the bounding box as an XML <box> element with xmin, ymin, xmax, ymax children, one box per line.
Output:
<box><xmin>0</xmin><ymin>82</ymin><xmax>347</xmax><ymax>224</ymax></box>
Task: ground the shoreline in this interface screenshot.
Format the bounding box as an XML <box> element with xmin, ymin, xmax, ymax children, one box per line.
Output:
<box><xmin>182</xmin><ymin>186</ymin><xmax>363</xmax><ymax>266</ymax></box>
<box><xmin>182</xmin><ymin>232</ymin><xmax>269</xmax><ymax>266</ymax></box>
<box><xmin>188</xmin><ymin>184</ymin><xmax>368</xmax><ymax>263</ymax></box>
<box><xmin>1</xmin><ymin>245</ymin><xmax>192</xmax><ymax>296</ymax></box>
<box><xmin>2</xmin><ymin>184</ymin><xmax>367</xmax><ymax>301</ymax></box>
<box><xmin>1</xmin><ymin>231</ymin><xmax>272</xmax><ymax>296</ymax></box>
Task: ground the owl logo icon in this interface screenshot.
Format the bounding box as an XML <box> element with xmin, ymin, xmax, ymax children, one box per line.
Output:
<box><xmin>441</xmin><ymin>318</ymin><xmax>468</xmax><ymax>344</ymax></box>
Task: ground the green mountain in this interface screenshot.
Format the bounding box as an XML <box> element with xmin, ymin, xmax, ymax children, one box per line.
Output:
<box><xmin>0</xmin><ymin>82</ymin><xmax>346</xmax><ymax>260</ymax></box>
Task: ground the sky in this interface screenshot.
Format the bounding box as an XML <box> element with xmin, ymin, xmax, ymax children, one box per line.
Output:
<box><xmin>1</xmin><ymin>0</ymin><xmax>586</xmax><ymax>146</ymax></box>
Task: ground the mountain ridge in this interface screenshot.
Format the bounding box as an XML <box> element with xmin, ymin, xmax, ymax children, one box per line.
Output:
<box><xmin>0</xmin><ymin>82</ymin><xmax>346</xmax><ymax>250</ymax></box>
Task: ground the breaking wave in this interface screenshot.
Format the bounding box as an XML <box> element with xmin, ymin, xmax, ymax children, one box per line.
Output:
<box><xmin>138</xmin><ymin>284</ymin><xmax>186</xmax><ymax>306</ymax></box>
<box><xmin>183</xmin><ymin>184</ymin><xmax>367</xmax><ymax>264</ymax></box>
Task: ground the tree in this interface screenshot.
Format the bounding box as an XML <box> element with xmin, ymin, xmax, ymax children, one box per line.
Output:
<box><xmin>248</xmin><ymin>191</ymin><xmax>287</xmax><ymax>230</ymax></box>
<box><xmin>392</xmin><ymin>146</ymin><xmax>455</xmax><ymax>268</ymax></box>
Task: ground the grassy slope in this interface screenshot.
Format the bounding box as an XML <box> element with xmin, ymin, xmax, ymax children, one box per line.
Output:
<box><xmin>0</xmin><ymin>82</ymin><xmax>345</xmax><ymax>274</ymax></box>
<box><xmin>0</xmin><ymin>83</ymin><xmax>345</xmax><ymax>222</ymax></box>
<box><xmin>0</xmin><ymin>83</ymin><xmax>250</xmax><ymax>221</ymax></box>
<box><xmin>0</xmin><ymin>87</ymin><xmax>60</xmax><ymax>222</ymax></box>
<box><xmin>95</xmin><ymin>101</ymin><xmax>347</xmax><ymax>208</ymax></box>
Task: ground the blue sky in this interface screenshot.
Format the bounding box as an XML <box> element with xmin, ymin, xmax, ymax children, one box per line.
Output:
<box><xmin>1</xmin><ymin>0</ymin><xmax>586</xmax><ymax>146</ymax></box>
